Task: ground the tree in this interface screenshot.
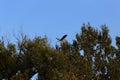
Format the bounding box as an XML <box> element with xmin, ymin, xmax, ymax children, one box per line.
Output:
<box><xmin>0</xmin><ymin>23</ymin><xmax>120</xmax><ymax>80</ymax></box>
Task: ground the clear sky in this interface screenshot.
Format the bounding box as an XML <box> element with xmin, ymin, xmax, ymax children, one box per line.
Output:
<box><xmin>0</xmin><ymin>0</ymin><xmax>120</xmax><ymax>46</ymax></box>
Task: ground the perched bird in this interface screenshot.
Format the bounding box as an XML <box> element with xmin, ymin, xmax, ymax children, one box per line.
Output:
<box><xmin>56</xmin><ymin>34</ymin><xmax>67</xmax><ymax>42</ymax></box>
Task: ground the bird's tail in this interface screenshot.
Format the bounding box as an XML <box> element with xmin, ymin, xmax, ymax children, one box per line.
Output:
<box><xmin>56</xmin><ymin>38</ymin><xmax>60</xmax><ymax>41</ymax></box>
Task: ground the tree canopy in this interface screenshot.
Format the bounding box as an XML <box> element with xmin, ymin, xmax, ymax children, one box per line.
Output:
<box><xmin>0</xmin><ymin>24</ymin><xmax>120</xmax><ymax>80</ymax></box>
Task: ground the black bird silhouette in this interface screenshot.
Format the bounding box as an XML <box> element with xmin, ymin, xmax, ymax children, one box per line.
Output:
<box><xmin>56</xmin><ymin>34</ymin><xmax>67</xmax><ymax>42</ymax></box>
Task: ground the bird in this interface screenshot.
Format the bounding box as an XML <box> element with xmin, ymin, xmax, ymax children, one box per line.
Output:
<box><xmin>56</xmin><ymin>34</ymin><xmax>67</xmax><ymax>42</ymax></box>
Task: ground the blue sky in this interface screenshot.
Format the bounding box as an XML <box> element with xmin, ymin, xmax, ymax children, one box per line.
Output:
<box><xmin>0</xmin><ymin>0</ymin><xmax>120</xmax><ymax>46</ymax></box>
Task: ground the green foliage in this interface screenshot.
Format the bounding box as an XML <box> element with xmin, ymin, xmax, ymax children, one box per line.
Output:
<box><xmin>0</xmin><ymin>24</ymin><xmax>120</xmax><ymax>80</ymax></box>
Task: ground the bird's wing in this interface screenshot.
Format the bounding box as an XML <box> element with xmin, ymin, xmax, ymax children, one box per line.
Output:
<box><xmin>60</xmin><ymin>34</ymin><xmax>67</xmax><ymax>40</ymax></box>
